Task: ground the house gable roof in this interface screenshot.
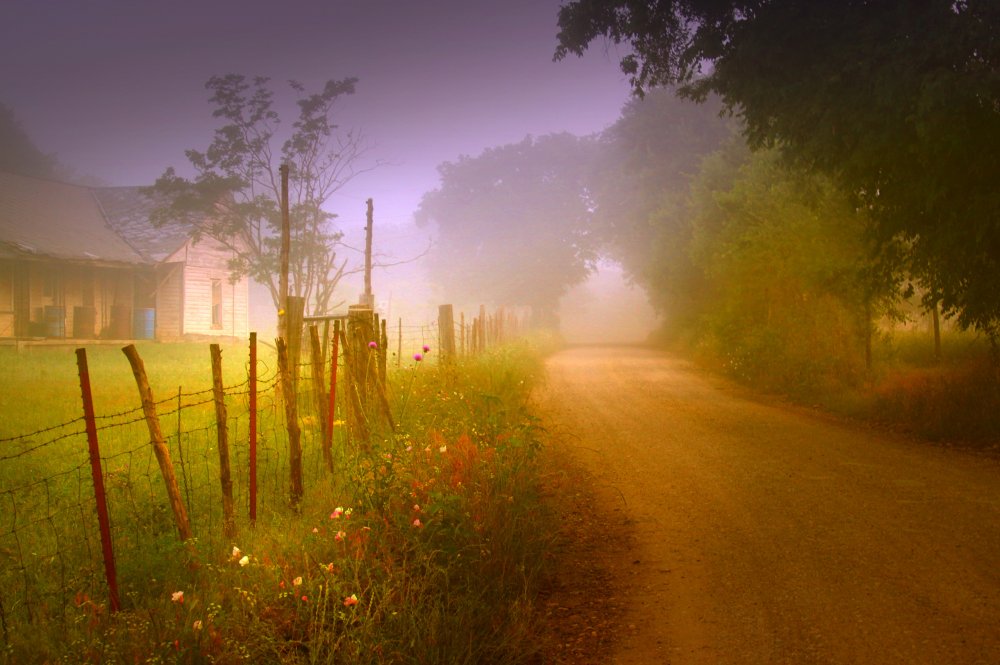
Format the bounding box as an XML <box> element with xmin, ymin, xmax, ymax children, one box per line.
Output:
<box><xmin>0</xmin><ymin>171</ymin><xmax>145</xmax><ymax>264</ymax></box>
<box><xmin>91</xmin><ymin>186</ymin><xmax>193</xmax><ymax>263</ymax></box>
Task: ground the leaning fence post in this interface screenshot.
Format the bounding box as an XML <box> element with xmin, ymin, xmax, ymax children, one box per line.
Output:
<box><xmin>276</xmin><ymin>337</ymin><xmax>304</xmax><ymax>504</ymax></box>
<box><xmin>337</xmin><ymin>325</ymin><xmax>370</xmax><ymax>444</ymax></box>
<box><xmin>249</xmin><ymin>332</ymin><xmax>258</xmax><ymax>525</ymax></box>
<box><xmin>75</xmin><ymin>348</ymin><xmax>121</xmax><ymax>614</ymax></box>
<box><xmin>210</xmin><ymin>344</ymin><xmax>236</xmax><ymax>539</ymax></box>
<box><xmin>121</xmin><ymin>344</ymin><xmax>194</xmax><ymax>544</ymax></box>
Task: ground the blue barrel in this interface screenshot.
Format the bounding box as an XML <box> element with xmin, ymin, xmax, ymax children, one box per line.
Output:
<box><xmin>44</xmin><ymin>305</ymin><xmax>65</xmax><ymax>338</ymax></box>
<box><xmin>133</xmin><ymin>308</ymin><xmax>155</xmax><ymax>339</ymax></box>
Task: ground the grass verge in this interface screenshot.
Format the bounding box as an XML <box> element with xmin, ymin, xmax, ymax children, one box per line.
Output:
<box><xmin>0</xmin><ymin>339</ymin><xmax>560</xmax><ymax>664</ymax></box>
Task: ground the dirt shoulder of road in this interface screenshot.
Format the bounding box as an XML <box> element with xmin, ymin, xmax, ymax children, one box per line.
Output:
<box><xmin>533</xmin><ymin>429</ymin><xmax>640</xmax><ymax>664</ymax></box>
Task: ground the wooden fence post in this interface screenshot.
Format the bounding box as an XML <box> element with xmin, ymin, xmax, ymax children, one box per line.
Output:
<box><xmin>479</xmin><ymin>304</ymin><xmax>486</xmax><ymax>351</ymax></box>
<box><xmin>210</xmin><ymin>344</ymin><xmax>235</xmax><ymax>539</ymax></box>
<box><xmin>397</xmin><ymin>317</ymin><xmax>402</xmax><ymax>367</ymax></box>
<box><xmin>176</xmin><ymin>385</ymin><xmax>193</xmax><ymax>516</ymax></box>
<box><xmin>438</xmin><ymin>305</ymin><xmax>456</xmax><ymax>362</ymax></box>
<box><xmin>337</xmin><ymin>325</ymin><xmax>370</xmax><ymax>444</ymax></box>
<box><xmin>460</xmin><ymin>312</ymin><xmax>466</xmax><ymax>357</ymax></box>
<box><xmin>309</xmin><ymin>325</ymin><xmax>333</xmax><ymax>473</ymax></box>
<box><xmin>348</xmin><ymin>305</ymin><xmax>376</xmax><ymax>411</ymax></box>
<box><xmin>379</xmin><ymin>317</ymin><xmax>388</xmax><ymax>388</ymax></box>
<box><xmin>75</xmin><ymin>348</ymin><xmax>120</xmax><ymax>613</ymax></box>
<box><xmin>276</xmin><ymin>338</ymin><xmax>304</xmax><ymax>504</ymax></box>
<box><xmin>121</xmin><ymin>344</ymin><xmax>193</xmax><ymax>543</ymax></box>
<box><xmin>326</xmin><ymin>320</ymin><xmax>340</xmax><ymax>457</ymax></box>
<box><xmin>286</xmin><ymin>296</ymin><xmax>305</xmax><ymax>387</ymax></box>
<box><xmin>249</xmin><ymin>332</ymin><xmax>257</xmax><ymax>525</ymax></box>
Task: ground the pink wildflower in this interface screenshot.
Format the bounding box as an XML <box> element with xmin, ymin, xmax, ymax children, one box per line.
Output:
<box><xmin>412</xmin><ymin>518</ymin><xmax>423</xmax><ymax>528</ymax></box>
<box><xmin>171</xmin><ymin>591</ymin><xmax>184</xmax><ymax>604</ymax></box>
<box><xmin>344</xmin><ymin>594</ymin><xmax>359</xmax><ymax>607</ymax></box>
<box><xmin>368</xmin><ymin>341</ymin><xmax>378</xmax><ymax>349</ymax></box>
<box><xmin>423</xmin><ymin>345</ymin><xmax>430</xmax><ymax>353</ymax></box>
<box><xmin>413</xmin><ymin>353</ymin><xmax>423</xmax><ymax>362</ymax></box>
<box><xmin>335</xmin><ymin>530</ymin><xmax>346</xmax><ymax>542</ymax></box>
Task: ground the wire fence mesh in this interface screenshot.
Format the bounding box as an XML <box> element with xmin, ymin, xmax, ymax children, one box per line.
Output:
<box><xmin>0</xmin><ymin>307</ymin><xmax>526</xmax><ymax>642</ymax></box>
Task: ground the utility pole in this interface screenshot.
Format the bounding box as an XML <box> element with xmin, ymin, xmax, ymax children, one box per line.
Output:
<box><xmin>361</xmin><ymin>197</ymin><xmax>375</xmax><ymax>308</ymax></box>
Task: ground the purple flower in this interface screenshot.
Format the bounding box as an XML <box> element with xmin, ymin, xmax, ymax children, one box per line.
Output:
<box><xmin>413</xmin><ymin>353</ymin><xmax>423</xmax><ymax>362</ymax></box>
<box><xmin>368</xmin><ymin>341</ymin><xmax>378</xmax><ymax>349</ymax></box>
<box><xmin>422</xmin><ymin>345</ymin><xmax>430</xmax><ymax>353</ymax></box>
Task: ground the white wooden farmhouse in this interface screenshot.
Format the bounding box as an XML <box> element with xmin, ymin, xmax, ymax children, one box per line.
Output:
<box><xmin>0</xmin><ymin>170</ymin><xmax>248</xmax><ymax>341</ymax></box>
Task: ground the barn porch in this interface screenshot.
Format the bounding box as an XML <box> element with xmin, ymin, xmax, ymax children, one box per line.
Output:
<box><xmin>0</xmin><ymin>257</ymin><xmax>157</xmax><ymax>341</ymax></box>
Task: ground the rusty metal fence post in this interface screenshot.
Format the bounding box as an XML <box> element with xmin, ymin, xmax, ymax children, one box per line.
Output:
<box><xmin>75</xmin><ymin>348</ymin><xmax>120</xmax><ymax>613</ymax></box>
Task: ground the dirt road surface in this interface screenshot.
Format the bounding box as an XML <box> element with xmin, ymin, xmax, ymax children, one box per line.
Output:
<box><xmin>537</xmin><ymin>346</ymin><xmax>1000</xmax><ymax>664</ymax></box>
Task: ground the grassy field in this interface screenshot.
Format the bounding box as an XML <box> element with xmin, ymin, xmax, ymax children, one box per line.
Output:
<box><xmin>0</xmin><ymin>338</ymin><xmax>557</xmax><ymax>663</ymax></box>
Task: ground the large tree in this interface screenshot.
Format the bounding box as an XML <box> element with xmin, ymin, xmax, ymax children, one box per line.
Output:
<box><xmin>415</xmin><ymin>133</ymin><xmax>598</xmax><ymax>327</ymax></box>
<box><xmin>0</xmin><ymin>102</ymin><xmax>57</xmax><ymax>178</ymax></box>
<box><xmin>148</xmin><ymin>74</ymin><xmax>375</xmax><ymax>315</ymax></box>
<box><xmin>555</xmin><ymin>0</ymin><xmax>1000</xmax><ymax>333</ymax></box>
<box><xmin>590</xmin><ymin>87</ymin><xmax>730</xmax><ymax>326</ymax></box>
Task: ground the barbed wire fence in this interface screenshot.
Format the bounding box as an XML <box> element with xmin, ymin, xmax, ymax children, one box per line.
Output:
<box><xmin>0</xmin><ymin>305</ymin><xmax>527</xmax><ymax>646</ymax></box>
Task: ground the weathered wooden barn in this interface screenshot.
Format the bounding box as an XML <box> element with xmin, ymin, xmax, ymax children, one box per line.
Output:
<box><xmin>0</xmin><ymin>170</ymin><xmax>248</xmax><ymax>341</ymax></box>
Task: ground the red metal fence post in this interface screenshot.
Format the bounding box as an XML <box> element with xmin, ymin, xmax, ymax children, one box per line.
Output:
<box><xmin>75</xmin><ymin>348</ymin><xmax>121</xmax><ymax>613</ymax></box>
<box><xmin>249</xmin><ymin>332</ymin><xmax>257</xmax><ymax>525</ymax></box>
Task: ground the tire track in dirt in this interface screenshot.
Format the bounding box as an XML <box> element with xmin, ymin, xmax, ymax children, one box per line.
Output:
<box><xmin>537</xmin><ymin>346</ymin><xmax>1000</xmax><ymax>664</ymax></box>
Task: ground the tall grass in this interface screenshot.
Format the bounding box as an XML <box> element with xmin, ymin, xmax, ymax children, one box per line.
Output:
<box><xmin>691</xmin><ymin>325</ymin><xmax>1000</xmax><ymax>445</ymax></box>
<box><xmin>862</xmin><ymin>330</ymin><xmax>1000</xmax><ymax>442</ymax></box>
<box><xmin>0</xmin><ymin>339</ymin><xmax>556</xmax><ymax>663</ymax></box>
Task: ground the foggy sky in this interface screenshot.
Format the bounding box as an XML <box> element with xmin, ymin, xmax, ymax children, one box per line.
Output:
<box><xmin>0</xmin><ymin>0</ymin><xmax>633</xmax><ymax>229</ymax></box>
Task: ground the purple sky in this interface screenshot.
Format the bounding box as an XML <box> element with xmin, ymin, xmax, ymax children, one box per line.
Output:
<box><xmin>1</xmin><ymin>0</ymin><xmax>633</xmax><ymax>230</ymax></box>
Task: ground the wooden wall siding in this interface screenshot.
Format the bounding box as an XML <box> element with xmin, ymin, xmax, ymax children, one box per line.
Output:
<box><xmin>155</xmin><ymin>263</ymin><xmax>184</xmax><ymax>340</ymax></box>
<box><xmin>180</xmin><ymin>239</ymin><xmax>249</xmax><ymax>338</ymax></box>
<box><xmin>0</xmin><ymin>262</ymin><xmax>13</xmax><ymax>337</ymax></box>
<box><xmin>0</xmin><ymin>238</ymin><xmax>248</xmax><ymax>340</ymax></box>
<box><xmin>95</xmin><ymin>268</ymin><xmax>135</xmax><ymax>338</ymax></box>
<box><xmin>0</xmin><ymin>262</ymin><xmax>138</xmax><ymax>338</ymax></box>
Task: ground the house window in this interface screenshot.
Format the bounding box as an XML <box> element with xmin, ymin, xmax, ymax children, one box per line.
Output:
<box><xmin>211</xmin><ymin>279</ymin><xmax>223</xmax><ymax>328</ymax></box>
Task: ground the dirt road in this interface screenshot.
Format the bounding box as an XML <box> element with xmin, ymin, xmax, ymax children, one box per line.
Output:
<box><xmin>538</xmin><ymin>346</ymin><xmax>1000</xmax><ymax>664</ymax></box>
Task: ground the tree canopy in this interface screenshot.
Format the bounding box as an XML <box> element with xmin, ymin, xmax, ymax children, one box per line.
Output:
<box><xmin>0</xmin><ymin>102</ymin><xmax>57</xmax><ymax>179</ymax></box>
<box><xmin>415</xmin><ymin>134</ymin><xmax>597</xmax><ymax>326</ymax></box>
<box><xmin>148</xmin><ymin>74</ymin><xmax>374</xmax><ymax>315</ymax></box>
<box><xmin>588</xmin><ymin>87</ymin><xmax>730</xmax><ymax>323</ymax></box>
<box><xmin>556</xmin><ymin>0</ymin><xmax>1000</xmax><ymax>333</ymax></box>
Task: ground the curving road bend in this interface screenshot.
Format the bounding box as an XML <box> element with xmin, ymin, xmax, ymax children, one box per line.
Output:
<box><xmin>539</xmin><ymin>346</ymin><xmax>1000</xmax><ymax>664</ymax></box>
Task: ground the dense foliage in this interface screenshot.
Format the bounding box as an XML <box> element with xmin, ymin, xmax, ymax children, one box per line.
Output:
<box><xmin>0</xmin><ymin>102</ymin><xmax>58</xmax><ymax>178</ymax></box>
<box><xmin>148</xmin><ymin>75</ymin><xmax>375</xmax><ymax>315</ymax></box>
<box><xmin>556</xmin><ymin>0</ymin><xmax>1000</xmax><ymax>333</ymax></box>
<box><xmin>416</xmin><ymin>134</ymin><xmax>598</xmax><ymax>326</ymax></box>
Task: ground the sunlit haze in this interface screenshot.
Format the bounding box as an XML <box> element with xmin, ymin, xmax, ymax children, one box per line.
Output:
<box><xmin>0</xmin><ymin>0</ymin><xmax>647</xmax><ymax>338</ymax></box>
